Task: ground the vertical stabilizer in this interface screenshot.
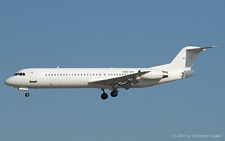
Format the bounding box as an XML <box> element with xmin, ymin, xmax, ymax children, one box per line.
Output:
<box><xmin>167</xmin><ymin>46</ymin><xmax>216</xmax><ymax>70</ymax></box>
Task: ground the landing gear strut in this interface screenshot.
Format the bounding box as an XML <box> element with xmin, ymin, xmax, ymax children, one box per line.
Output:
<box><xmin>25</xmin><ymin>92</ymin><xmax>30</xmax><ymax>97</ymax></box>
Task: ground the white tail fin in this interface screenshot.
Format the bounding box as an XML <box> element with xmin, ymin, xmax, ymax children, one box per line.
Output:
<box><xmin>167</xmin><ymin>46</ymin><xmax>216</xmax><ymax>70</ymax></box>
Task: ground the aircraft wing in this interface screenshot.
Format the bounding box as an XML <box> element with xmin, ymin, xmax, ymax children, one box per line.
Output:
<box><xmin>89</xmin><ymin>70</ymin><xmax>150</xmax><ymax>90</ymax></box>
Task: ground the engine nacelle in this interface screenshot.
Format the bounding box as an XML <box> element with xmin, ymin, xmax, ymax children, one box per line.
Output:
<box><xmin>138</xmin><ymin>71</ymin><xmax>166</xmax><ymax>80</ymax></box>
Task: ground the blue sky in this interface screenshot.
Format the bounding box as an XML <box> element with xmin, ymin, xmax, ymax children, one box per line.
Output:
<box><xmin>1</xmin><ymin>0</ymin><xmax>224</xmax><ymax>140</ymax></box>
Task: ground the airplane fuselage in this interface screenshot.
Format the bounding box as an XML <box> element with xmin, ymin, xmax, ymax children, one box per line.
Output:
<box><xmin>5</xmin><ymin>46</ymin><xmax>215</xmax><ymax>99</ymax></box>
<box><xmin>5</xmin><ymin>68</ymin><xmax>182</xmax><ymax>90</ymax></box>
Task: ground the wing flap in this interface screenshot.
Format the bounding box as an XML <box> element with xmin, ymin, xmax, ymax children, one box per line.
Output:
<box><xmin>118</xmin><ymin>79</ymin><xmax>140</xmax><ymax>90</ymax></box>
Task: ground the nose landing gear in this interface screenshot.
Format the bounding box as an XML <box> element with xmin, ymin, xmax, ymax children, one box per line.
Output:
<box><xmin>25</xmin><ymin>92</ymin><xmax>30</xmax><ymax>97</ymax></box>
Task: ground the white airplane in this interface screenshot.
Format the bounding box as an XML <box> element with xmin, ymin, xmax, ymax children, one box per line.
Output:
<box><xmin>5</xmin><ymin>46</ymin><xmax>215</xmax><ymax>100</ymax></box>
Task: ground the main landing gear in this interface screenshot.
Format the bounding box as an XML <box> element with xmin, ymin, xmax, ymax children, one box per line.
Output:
<box><xmin>101</xmin><ymin>89</ymin><xmax>108</xmax><ymax>100</ymax></box>
<box><xmin>101</xmin><ymin>89</ymin><xmax>118</xmax><ymax>100</ymax></box>
<box><xmin>110</xmin><ymin>90</ymin><xmax>118</xmax><ymax>97</ymax></box>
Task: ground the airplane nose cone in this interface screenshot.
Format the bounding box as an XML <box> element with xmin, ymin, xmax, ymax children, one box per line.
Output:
<box><xmin>5</xmin><ymin>78</ymin><xmax>13</xmax><ymax>86</ymax></box>
<box><xmin>5</xmin><ymin>78</ymin><xmax>10</xmax><ymax>86</ymax></box>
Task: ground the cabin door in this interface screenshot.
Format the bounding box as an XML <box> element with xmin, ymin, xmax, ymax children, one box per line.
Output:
<box><xmin>30</xmin><ymin>69</ymin><xmax>37</xmax><ymax>83</ymax></box>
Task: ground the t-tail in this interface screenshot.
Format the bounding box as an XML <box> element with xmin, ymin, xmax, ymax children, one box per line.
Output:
<box><xmin>167</xmin><ymin>46</ymin><xmax>216</xmax><ymax>78</ymax></box>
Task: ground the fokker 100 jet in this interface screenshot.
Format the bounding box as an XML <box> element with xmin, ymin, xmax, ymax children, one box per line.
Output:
<box><xmin>5</xmin><ymin>46</ymin><xmax>215</xmax><ymax>100</ymax></box>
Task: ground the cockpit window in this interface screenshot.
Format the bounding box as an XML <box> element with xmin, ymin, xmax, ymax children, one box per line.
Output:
<box><xmin>14</xmin><ymin>73</ymin><xmax>25</xmax><ymax>76</ymax></box>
